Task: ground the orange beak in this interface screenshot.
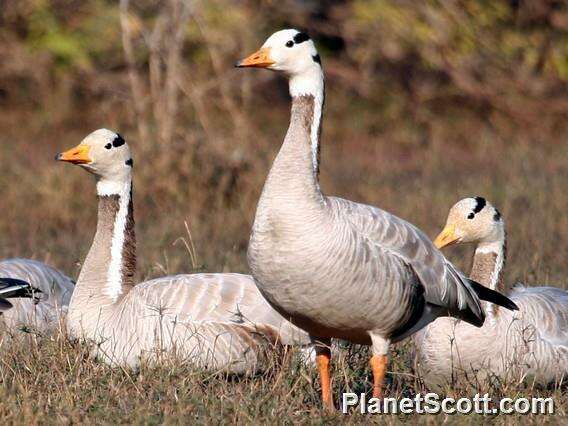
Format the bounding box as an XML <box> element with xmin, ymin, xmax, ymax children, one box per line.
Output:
<box><xmin>235</xmin><ymin>47</ymin><xmax>275</xmax><ymax>68</ymax></box>
<box><xmin>433</xmin><ymin>224</ymin><xmax>459</xmax><ymax>249</ymax></box>
<box><xmin>55</xmin><ymin>144</ymin><xmax>92</xmax><ymax>165</ymax></box>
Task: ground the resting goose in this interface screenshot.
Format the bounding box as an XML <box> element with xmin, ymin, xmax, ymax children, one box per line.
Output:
<box><xmin>0</xmin><ymin>260</ymin><xmax>74</xmax><ymax>333</ymax></box>
<box><xmin>0</xmin><ymin>277</ymin><xmax>37</xmax><ymax>313</ymax></box>
<box><xmin>414</xmin><ymin>197</ymin><xmax>568</xmax><ymax>388</ymax></box>
<box><xmin>236</xmin><ymin>29</ymin><xmax>518</xmax><ymax>408</ymax></box>
<box><xmin>56</xmin><ymin>129</ymin><xmax>309</xmax><ymax>372</ymax></box>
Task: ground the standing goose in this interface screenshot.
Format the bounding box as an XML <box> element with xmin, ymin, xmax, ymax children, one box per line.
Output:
<box><xmin>236</xmin><ymin>29</ymin><xmax>518</xmax><ymax>407</ymax></box>
<box><xmin>0</xmin><ymin>260</ymin><xmax>74</xmax><ymax>333</ymax></box>
<box><xmin>415</xmin><ymin>197</ymin><xmax>568</xmax><ymax>388</ymax></box>
<box><xmin>56</xmin><ymin>129</ymin><xmax>309</xmax><ymax>372</ymax></box>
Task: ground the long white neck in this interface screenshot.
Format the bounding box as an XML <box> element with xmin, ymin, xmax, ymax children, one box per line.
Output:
<box><xmin>289</xmin><ymin>65</ymin><xmax>325</xmax><ymax>180</ymax></box>
<box><xmin>96</xmin><ymin>177</ymin><xmax>135</xmax><ymax>301</ymax></box>
<box><xmin>67</xmin><ymin>172</ymin><xmax>136</xmax><ymax>337</ymax></box>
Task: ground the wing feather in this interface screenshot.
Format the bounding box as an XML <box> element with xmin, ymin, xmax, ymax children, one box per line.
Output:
<box><xmin>512</xmin><ymin>285</ymin><xmax>568</xmax><ymax>348</ymax></box>
<box><xmin>133</xmin><ymin>273</ymin><xmax>310</xmax><ymax>346</ymax></box>
<box><xmin>327</xmin><ymin>197</ymin><xmax>484</xmax><ymax>322</ymax></box>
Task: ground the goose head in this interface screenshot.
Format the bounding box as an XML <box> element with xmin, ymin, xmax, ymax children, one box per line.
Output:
<box><xmin>434</xmin><ymin>197</ymin><xmax>505</xmax><ymax>249</ymax></box>
<box><xmin>56</xmin><ymin>129</ymin><xmax>133</xmax><ymax>194</ymax></box>
<box><xmin>236</xmin><ymin>29</ymin><xmax>321</xmax><ymax>76</ymax></box>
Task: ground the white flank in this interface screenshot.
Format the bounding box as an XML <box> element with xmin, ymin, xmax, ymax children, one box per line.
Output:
<box><xmin>97</xmin><ymin>178</ymin><xmax>132</xmax><ymax>301</ymax></box>
<box><xmin>289</xmin><ymin>66</ymin><xmax>325</xmax><ymax>178</ymax></box>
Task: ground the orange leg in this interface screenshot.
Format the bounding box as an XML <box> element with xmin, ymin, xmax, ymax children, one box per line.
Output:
<box><xmin>315</xmin><ymin>343</ymin><xmax>334</xmax><ymax>410</ymax></box>
<box><xmin>370</xmin><ymin>354</ymin><xmax>388</xmax><ymax>398</ymax></box>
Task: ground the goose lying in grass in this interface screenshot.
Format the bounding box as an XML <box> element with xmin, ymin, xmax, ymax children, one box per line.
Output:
<box><xmin>0</xmin><ymin>160</ymin><xmax>74</xmax><ymax>333</ymax></box>
<box><xmin>236</xmin><ymin>29</ymin><xmax>518</xmax><ymax>409</ymax></box>
<box><xmin>0</xmin><ymin>259</ymin><xmax>74</xmax><ymax>333</ymax></box>
<box><xmin>414</xmin><ymin>197</ymin><xmax>568</xmax><ymax>388</ymax></box>
<box><xmin>0</xmin><ymin>277</ymin><xmax>38</xmax><ymax>313</ymax></box>
<box><xmin>56</xmin><ymin>129</ymin><xmax>309</xmax><ymax>372</ymax></box>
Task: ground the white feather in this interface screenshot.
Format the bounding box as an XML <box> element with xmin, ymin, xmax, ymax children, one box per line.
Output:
<box><xmin>96</xmin><ymin>179</ymin><xmax>131</xmax><ymax>301</ymax></box>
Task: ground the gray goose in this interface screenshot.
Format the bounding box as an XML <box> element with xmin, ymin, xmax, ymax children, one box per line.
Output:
<box><xmin>236</xmin><ymin>29</ymin><xmax>518</xmax><ymax>408</ymax></box>
<box><xmin>0</xmin><ymin>154</ymin><xmax>74</xmax><ymax>334</ymax></box>
<box><xmin>0</xmin><ymin>276</ymin><xmax>37</xmax><ymax>314</ymax></box>
<box><xmin>56</xmin><ymin>129</ymin><xmax>309</xmax><ymax>372</ymax></box>
<box><xmin>0</xmin><ymin>260</ymin><xmax>73</xmax><ymax>333</ymax></box>
<box><xmin>414</xmin><ymin>197</ymin><xmax>567</xmax><ymax>388</ymax></box>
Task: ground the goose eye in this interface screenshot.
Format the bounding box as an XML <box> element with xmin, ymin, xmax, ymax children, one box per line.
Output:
<box><xmin>467</xmin><ymin>213</ymin><xmax>475</xmax><ymax>219</ymax></box>
<box><xmin>285</xmin><ymin>40</ymin><xmax>294</xmax><ymax>48</ymax></box>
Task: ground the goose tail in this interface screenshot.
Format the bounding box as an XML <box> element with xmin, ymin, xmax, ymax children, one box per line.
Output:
<box><xmin>0</xmin><ymin>278</ymin><xmax>38</xmax><ymax>311</ymax></box>
<box><xmin>468</xmin><ymin>278</ymin><xmax>519</xmax><ymax>312</ymax></box>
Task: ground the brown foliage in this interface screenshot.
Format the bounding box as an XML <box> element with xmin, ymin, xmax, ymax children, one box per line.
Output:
<box><xmin>0</xmin><ymin>0</ymin><xmax>566</xmax><ymax>421</ymax></box>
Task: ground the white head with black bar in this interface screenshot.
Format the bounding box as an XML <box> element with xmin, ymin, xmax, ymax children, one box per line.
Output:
<box><xmin>56</xmin><ymin>128</ymin><xmax>133</xmax><ymax>196</ymax></box>
<box><xmin>434</xmin><ymin>197</ymin><xmax>505</xmax><ymax>250</ymax></box>
<box><xmin>236</xmin><ymin>29</ymin><xmax>324</xmax><ymax>176</ymax></box>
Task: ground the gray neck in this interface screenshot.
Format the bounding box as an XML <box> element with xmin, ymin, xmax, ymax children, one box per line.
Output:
<box><xmin>259</xmin><ymin>94</ymin><xmax>324</xmax><ymax>209</ymax></box>
<box><xmin>470</xmin><ymin>236</ymin><xmax>507</xmax><ymax>317</ymax></box>
<box><xmin>70</xmin><ymin>179</ymin><xmax>136</xmax><ymax>319</ymax></box>
<box><xmin>258</xmin><ymin>68</ymin><xmax>326</xmax><ymax>209</ymax></box>
<box><xmin>288</xmin><ymin>68</ymin><xmax>325</xmax><ymax>180</ymax></box>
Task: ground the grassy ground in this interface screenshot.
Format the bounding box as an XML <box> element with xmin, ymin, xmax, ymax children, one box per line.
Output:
<box><xmin>0</xmin><ymin>22</ymin><xmax>566</xmax><ymax>421</ymax></box>
<box><xmin>0</xmin><ymin>332</ymin><xmax>565</xmax><ymax>424</ymax></box>
<box><xmin>0</xmin><ymin>93</ymin><xmax>565</xmax><ymax>422</ymax></box>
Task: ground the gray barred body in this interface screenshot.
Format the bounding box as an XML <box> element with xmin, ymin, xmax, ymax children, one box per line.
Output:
<box><xmin>415</xmin><ymin>198</ymin><xmax>568</xmax><ymax>387</ymax></box>
<box><xmin>415</xmin><ymin>286</ymin><xmax>568</xmax><ymax>387</ymax></box>
<box><xmin>80</xmin><ymin>272</ymin><xmax>310</xmax><ymax>372</ymax></box>
<box><xmin>246</xmin><ymin>57</ymin><xmax>513</xmax><ymax>356</ymax></box>
<box><xmin>0</xmin><ymin>258</ymin><xmax>74</xmax><ymax>332</ymax></box>
<box><xmin>58</xmin><ymin>129</ymin><xmax>309</xmax><ymax>373</ymax></box>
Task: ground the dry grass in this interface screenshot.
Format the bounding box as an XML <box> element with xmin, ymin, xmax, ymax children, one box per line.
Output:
<box><xmin>0</xmin><ymin>331</ymin><xmax>565</xmax><ymax>423</ymax></box>
<box><xmin>0</xmin><ymin>91</ymin><xmax>565</xmax><ymax>422</ymax></box>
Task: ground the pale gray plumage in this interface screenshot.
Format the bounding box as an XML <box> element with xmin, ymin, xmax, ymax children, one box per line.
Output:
<box><xmin>238</xmin><ymin>29</ymin><xmax>517</xmax><ymax>404</ymax></box>
<box><xmin>0</xmin><ymin>259</ymin><xmax>74</xmax><ymax>332</ymax></box>
<box><xmin>79</xmin><ymin>272</ymin><xmax>309</xmax><ymax>371</ymax></box>
<box><xmin>248</xmin><ymin>97</ymin><xmax>487</xmax><ymax>345</ymax></box>
<box><xmin>58</xmin><ymin>129</ymin><xmax>309</xmax><ymax>373</ymax></box>
<box><xmin>415</xmin><ymin>197</ymin><xmax>568</xmax><ymax>388</ymax></box>
<box><xmin>245</xmin><ymin>31</ymin><xmax>510</xmax><ymax>346</ymax></box>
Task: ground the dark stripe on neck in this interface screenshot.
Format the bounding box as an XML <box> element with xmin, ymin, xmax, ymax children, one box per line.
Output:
<box><xmin>317</xmin><ymin>82</ymin><xmax>325</xmax><ymax>178</ymax></box>
<box><xmin>471</xmin><ymin>236</ymin><xmax>507</xmax><ymax>316</ymax></box>
<box><xmin>291</xmin><ymin>90</ymin><xmax>324</xmax><ymax>178</ymax></box>
<box><xmin>97</xmin><ymin>190</ymin><xmax>136</xmax><ymax>292</ymax></box>
<box><xmin>121</xmin><ymin>189</ymin><xmax>136</xmax><ymax>289</ymax></box>
<box><xmin>293</xmin><ymin>95</ymin><xmax>316</xmax><ymax>134</ymax></box>
<box><xmin>98</xmin><ymin>195</ymin><xmax>120</xmax><ymax>228</ymax></box>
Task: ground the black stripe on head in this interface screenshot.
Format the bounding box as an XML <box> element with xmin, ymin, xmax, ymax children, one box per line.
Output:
<box><xmin>112</xmin><ymin>134</ymin><xmax>125</xmax><ymax>148</ymax></box>
<box><xmin>293</xmin><ymin>32</ymin><xmax>310</xmax><ymax>44</ymax></box>
<box><xmin>125</xmin><ymin>158</ymin><xmax>133</xmax><ymax>167</ymax></box>
<box><xmin>312</xmin><ymin>54</ymin><xmax>321</xmax><ymax>64</ymax></box>
<box><xmin>473</xmin><ymin>196</ymin><xmax>486</xmax><ymax>214</ymax></box>
<box><xmin>493</xmin><ymin>208</ymin><xmax>501</xmax><ymax>222</ymax></box>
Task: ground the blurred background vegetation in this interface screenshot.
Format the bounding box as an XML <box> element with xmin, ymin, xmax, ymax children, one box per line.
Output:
<box><xmin>0</xmin><ymin>0</ymin><xmax>566</xmax><ymax>283</ymax></box>
<box><xmin>0</xmin><ymin>1</ymin><xmax>567</xmax><ymax>421</ymax></box>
